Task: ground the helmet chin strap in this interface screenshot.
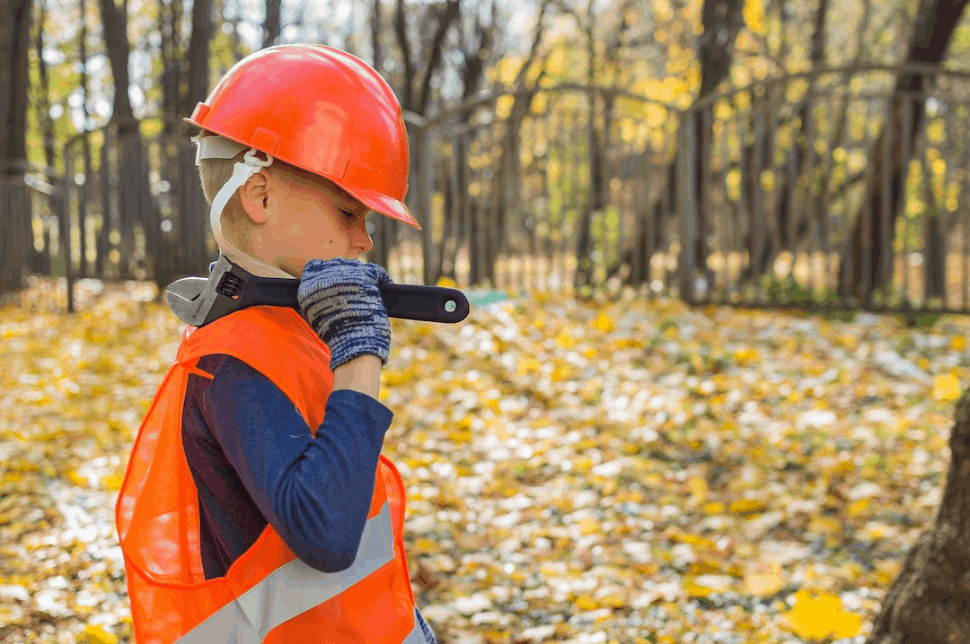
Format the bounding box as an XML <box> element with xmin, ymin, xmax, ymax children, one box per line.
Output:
<box><xmin>209</xmin><ymin>148</ymin><xmax>295</xmax><ymax>279</ymax></box>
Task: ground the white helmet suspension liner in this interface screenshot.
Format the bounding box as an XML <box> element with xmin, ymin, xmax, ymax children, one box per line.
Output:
<box><xmin>195</xmin><ymin>135</ymin><xmax>294</xmax><ymax>279</ymax></box>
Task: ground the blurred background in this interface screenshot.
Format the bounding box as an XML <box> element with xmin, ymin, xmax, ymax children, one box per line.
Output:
<box><xmin>5</xmin><ymin>0</ymin><xmax>970</xmax><ymax>314</ymax></box>
<box><xmin>9</xmin><ymin>2</ymin><xmax>970</xmax><ymax>643</ymax></box>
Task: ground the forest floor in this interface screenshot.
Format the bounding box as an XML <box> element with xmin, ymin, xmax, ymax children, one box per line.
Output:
<box><xmin>2</xmin><ymin>277</ymin><xmax>969</xmax><ymax>643</ymax></box>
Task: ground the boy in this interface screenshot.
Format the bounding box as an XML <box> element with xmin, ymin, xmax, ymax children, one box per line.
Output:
<box><xmin>115</xmin><ymin>44</ymin><xmax>437</xmax><ymax>643</ymax></box>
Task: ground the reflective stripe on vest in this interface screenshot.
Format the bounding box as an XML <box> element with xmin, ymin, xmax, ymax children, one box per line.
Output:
<box><xmin>179</xmin><ymin>502</ymin><xmax>397</xmax><ymax>642</ymax></box>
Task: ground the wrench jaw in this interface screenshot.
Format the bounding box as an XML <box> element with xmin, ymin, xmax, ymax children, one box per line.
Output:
<box><xmin>164</xmin><ymin>255</ymin><xmax>255</xmax><ymax>327</ymax></box>
<box><xmin>164</xmin><ymin>276</ymin><xmax>209</xmax><ymax>326</ymax></box>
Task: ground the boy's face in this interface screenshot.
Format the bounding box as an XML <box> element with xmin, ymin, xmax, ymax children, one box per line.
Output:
<box><xmin>237</xmin><ymin>163</ymin><xmax>375</xmax><ymax>277</ymax></box>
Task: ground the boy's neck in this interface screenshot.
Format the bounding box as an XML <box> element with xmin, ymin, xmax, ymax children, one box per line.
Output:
<box><xmin>222</xmin><ymin>249</ymin><xmax>295</xmax><ymax>279</ymax></box>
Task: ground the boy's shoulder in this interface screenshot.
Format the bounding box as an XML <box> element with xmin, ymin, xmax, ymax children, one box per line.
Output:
<box><xmin>179</xmin><ymin>306</ymin><xmax>322</xmax><ymax>364</ymax></box>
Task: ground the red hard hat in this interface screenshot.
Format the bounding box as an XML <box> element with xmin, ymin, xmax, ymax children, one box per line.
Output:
<box><xmin>185</xmin><ymin>44</ymin><xmax>420</xmax><ymax>229</ymax></box>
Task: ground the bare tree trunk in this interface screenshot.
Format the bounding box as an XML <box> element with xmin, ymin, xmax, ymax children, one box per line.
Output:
<box><xmin>98</xmin><ymin>0</ymin><xmax>159</xmax><ymax>280</ymax></box>
<box><xmin>370</xmin><ymin>0</ymin><xmax>393</xmax><ymax>271</ymax></box>
<box><xmin>865</xmin><ymin>389</ymin><xmax>970</xmax><ymax>643</ymax></box>
<box><xmin>32</xmin><ymin>0</ymin><xmax>54</xmax><ymax>275</ymax></box>
<box><xmin>78</xmin><ymin>0</ymin><xmax>92</xmax><ymax>278</ymax></box>
<box><xmin>572</xmin><ymin>0</ymin><xmax>603</xmax><ymax>292</ymax></box>
<box><xmin>179</xmin><ymin>0</ymin><xmax>214</xmax><ymax>281</ymax></box>
<box><xmin>682</xmin><ymin>0</ymin><xmax>745</xmax><ymax>299</ymax></box>
<box><xmin>748</xmin><ymin>0</ymin><xmax>829</xmax><ymax>279</ymax></box>
<box><xmin>0</xmin><ymin>0</ymin><xmax>34</xmax><ymax>294</ymax></box>
<box><xmin>838</xmin><ymin>0</ymin><xmax>970</xmax><ymax>303</ymax></box>
<box><xmin>159</xmin><ymin>0</ymin><xmax>181</xmax><ymax>134</ymax></box>
<box><xmin>262</xmin><ymin>0</ymin><xmax>282</xmax><ymax>48</ymax></box>
<box><xmin>922</xmin><ymin>147</ymin><xmax>946</xmax><ymax>299</ymax></box>
<box><xmin>394</xmin><ymin>0</ymin><xmax>414</xmax><ymax>110</ymax></box>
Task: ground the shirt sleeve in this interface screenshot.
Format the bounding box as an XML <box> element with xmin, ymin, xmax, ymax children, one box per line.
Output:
<box><xmin>199</xmin><ymin>354</ymin><xmax>393</xmax><ymax>573</ymax></box>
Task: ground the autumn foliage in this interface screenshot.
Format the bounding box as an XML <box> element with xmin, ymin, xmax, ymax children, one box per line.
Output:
<box><xmin>2</xmin><ymin>278</ymin><xmax>969</xmax><ymax>642</ymax></box>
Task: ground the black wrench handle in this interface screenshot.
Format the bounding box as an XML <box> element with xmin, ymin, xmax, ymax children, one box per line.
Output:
<box><xmin>379</xmin><ymin>283</ymin><xmax>469</xmax><ymax>323</ymax></box>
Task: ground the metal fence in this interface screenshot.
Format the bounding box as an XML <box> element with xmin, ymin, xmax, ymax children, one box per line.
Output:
<box><xmin>8</xmin><ymin>64</ymin><xmax>970</xmax><ymax>315</ymax></box>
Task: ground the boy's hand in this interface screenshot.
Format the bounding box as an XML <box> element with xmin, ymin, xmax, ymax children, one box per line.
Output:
<box><xmin>298</xmin><ymin>258</ymin><xmax>392</xmax><ymax>372</ymax></box>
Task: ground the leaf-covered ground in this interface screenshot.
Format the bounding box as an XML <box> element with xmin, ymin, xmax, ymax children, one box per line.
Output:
<box><xmin>2</xmin><ymin>277</ymin><xmax>969</xmax><ymax>643</ymax></box>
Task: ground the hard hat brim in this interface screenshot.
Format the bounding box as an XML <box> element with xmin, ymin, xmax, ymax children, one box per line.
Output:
<box><xmin>342</xmin><ymin>185</ymin><xmax>422</xmax><ymax>231</ymax></box>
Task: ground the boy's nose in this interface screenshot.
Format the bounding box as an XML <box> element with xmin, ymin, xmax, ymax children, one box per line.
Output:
<box><xmin>354</xmin><ymin>219</ymin><xmax>373</xmax><ymax>253</ymax></box>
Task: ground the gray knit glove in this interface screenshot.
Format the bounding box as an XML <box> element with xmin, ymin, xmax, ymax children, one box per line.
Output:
<box><xmin>298</xmin><ymin>258</ymin><xmax>392</xmax><ymax>371</ymax></box>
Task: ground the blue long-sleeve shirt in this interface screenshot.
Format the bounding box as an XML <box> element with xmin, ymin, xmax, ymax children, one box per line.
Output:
<box><xmin>180</xmin><ymin>353</ymin><xmax>435</xmax><ymax>642</ymax></box>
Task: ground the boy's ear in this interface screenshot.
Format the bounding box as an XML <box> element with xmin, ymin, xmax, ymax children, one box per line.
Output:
<box><xmin>237</xmin><ymin>169</ymin><xmax>272</xmax><ymax>224</ymax></box>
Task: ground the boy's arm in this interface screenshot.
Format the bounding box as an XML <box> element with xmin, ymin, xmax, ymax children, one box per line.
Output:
<box><xmin>332</xmin><ymin>354</ymin><xmax>382</xmax><ymax>399</ymax></box>
<box><xmin>199</xmin><ymin>354</ymin><xmax>392</xmax><ymax>572</ymax></box>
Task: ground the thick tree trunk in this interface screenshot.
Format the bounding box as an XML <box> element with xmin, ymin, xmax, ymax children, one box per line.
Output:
<box><xmin>838</xmin><ymin>0</ymin><xmax>970</xmax><ymax>302</ymax></box>
<box><xmin>0</xmin><ymin>0</ymin><xmax>34</xmax><ymax>294</ymax></box>
<box><xmin>865</xmin><ymin>389</ymin><xmax>970</xmax><ymax>643</ymax></box>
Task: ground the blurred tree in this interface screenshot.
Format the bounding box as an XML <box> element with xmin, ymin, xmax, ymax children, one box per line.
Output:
<box><xmin>263</xmin><ymin>0</ymin><xmax>282</xmax><ymax>48</ymax></box>
<box><xmin>371</xmin><ymin>0</ymin><xmax>393</xmax><ymax>271</ymax></box>
<box><xmin>0</xmin><ymin>0</ymin><xmax>34</xmax><ymax>294</ymax></box>
<box><xmin>30</xmin><ymin>0</ymin><xmax>54</xmax><ymax>275</ymax></box>
<box><xmin>838</xmin><ymin>0</ymin><xmax>970</xmax><ymax>303</ymax></box>
<box><xmin>681</xmin><ymin>0</ymin><xmax>745</xmax><ymax>299</ymax></box>
<box><xmin>465</xmin><ymin>0</ymin><xmax>550</xmax><ymax>288</ymax></box>
<box><xmin>744</xmin><ymin>0</ymin><xmax>829</xmax><ymax>281</ymax></box>
<box><xmin>569</xmin><ymin>0</ymin><xmax>638</xmax><ymax>291</ymax></box>
<box><xmin>394</xmin><ymin>0</ymin><xmax>461</xmax><ymax>116</ymax></box>
<box><xmin>77</xmin><ymin>0</ymin><xmax>93</xmax><ymax>278</ymax></box>
<box><xmin>97</xmin><ymin>0</ymin><xmax>161</xmax><ymax>281</ymax></box>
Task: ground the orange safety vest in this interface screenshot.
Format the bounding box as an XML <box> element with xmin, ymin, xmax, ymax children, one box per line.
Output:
<box><xmin>115</xmin><ymin>306</ymin><xmax>421</xmax><ymax>643</ymax></box>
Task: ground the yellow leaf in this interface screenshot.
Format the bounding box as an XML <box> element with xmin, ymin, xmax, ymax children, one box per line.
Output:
<box><xmin>733</xmin><ymin>348</ymin><xmax>759</xmax><ymax>364</ymax></box>
<box><xmin>743</xmin><ymin>562</ymin><xmax>784</xmax><ymax>597</ymax></box>
<box><xmin>743</xmin><ymin>0</ymin><xmax>767</xmax><ymax>35</ymax></box>
<box><xmin>846</xmin><ymin>498</ymin><xmax>870</xmax><ymax>518</ymax></box>
<box><xmin>100</xmin><ymin>472</ymin><xmax>124</xmax><ymax>491</ymax></box>
<box><xmin>66</xmin><ymin>469</ymin><xmax>88</xmax><ymax>487</ymax></box>
<box><xmin>599</xmin><ymin>592</ymin><xmax>626</xmax><ymax>608</ymax></box>
<box><xmin>551</xmin><ymin>362</ymin><xmax>572</xmax><ymax>382</ymax></box>
<box><xmin>687</xmin><ymin>477</ymin><xmax>709</xmax><ymax>503</ymax></box>
<box><xmin>81</xmin><ymin>624</ymin><xmax>119</xmax><ymax>644</ymax></box>
<box><xmin>413</xmin><ymin>538</ymin><xmax>441</xmax><ymax>554</ymax></box>
<box><xmin>683</xmin><ymin>579</ymin><xmax>713</xmax><ymax>598</ymax></box>
<box><xmin>575</xmin><ymin>594</ymin><xmax>598</xmax><ymax>610</ymax></box>
<box><xmin>669</xmin><ymin>531</ymin><xmax>717</xmax><ymax>550</ymax></box>
<box><xmin>933</xmin><ymin>373</ymin><xmax>962</xmax><ymax>402</ymax></box>
<box><xmin>577</xmin><ymin>517</ymin><xmax>600</xmax><ymax>536</ymax></box>
<box><xmin>555</xmin><ymin>330</ymin><xmax>577</xmax><ymax>349</ymax></box>
<box><xmin>808</xmin><ymin>515</ymin><xmax>842</xmax><ymax>535</ymax></box>
<box><xmin>592</xmin><ymin>312</ymin><xmax>615</xmax><ymax>333</ymax></box>
<box><xmin>728</xmin><ymin>498</ymin><xmax>765</xmax><ymax>516</ymax></box>
<box><xmin>784</xmin><ymin>589</ymin><xmax>864</xmax><ymax>639</ymax></box>
<box><xmin>703</xmin><ymin>501</ymin><xmax>725</xmax><ymax>515</ymax></box>
<box><xmin>952</xmin><ymin>335</ymin><xmax>967</xmax><ymax>351</ymax></box>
